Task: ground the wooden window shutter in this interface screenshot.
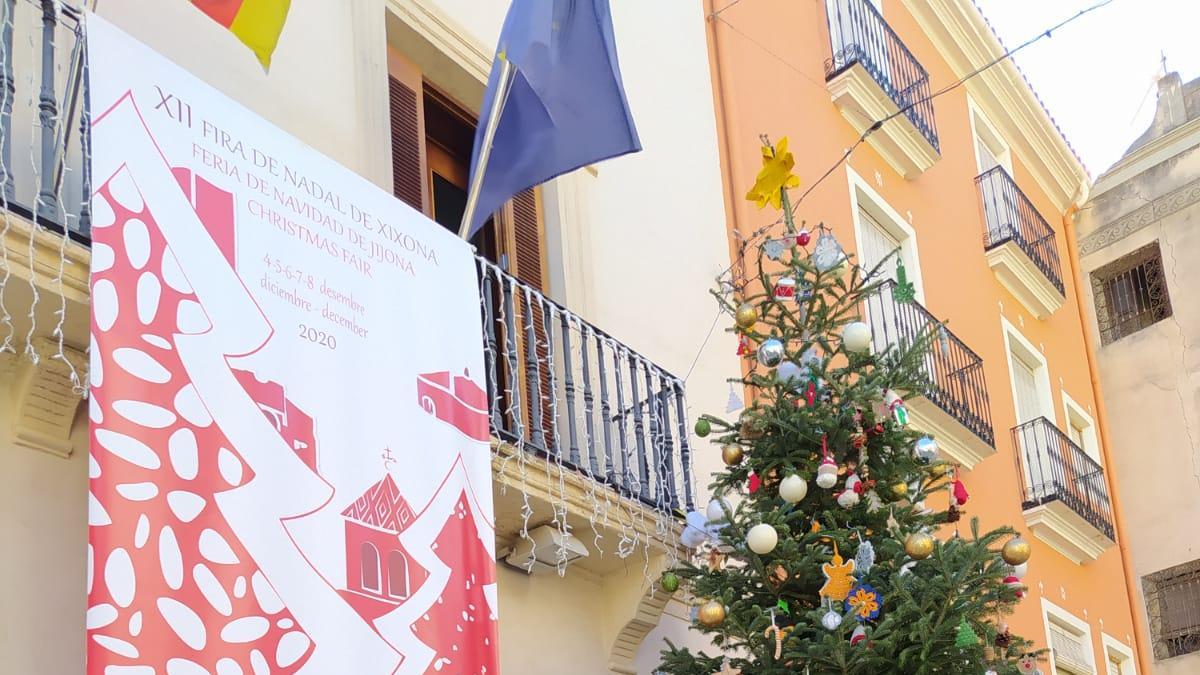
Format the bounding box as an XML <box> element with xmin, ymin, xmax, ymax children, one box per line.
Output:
<box><xmin>388</xmin><ymin>77</ymin><xmax>424</xmax><ymax>212</ymax></box>
<box><xmin>507</xmin><ymin>187</ymin><xmax>546</xmax><ymax>290</ymax></box>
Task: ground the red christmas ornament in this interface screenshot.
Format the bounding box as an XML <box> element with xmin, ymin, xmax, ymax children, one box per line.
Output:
<box><xmin>1004</xmin><ymin>575</ymin><xmax>1025</xmax><ymax>599</ymax></box>
<box><xmin>737</xmin><ymin>335</ymin><xmax>752</xmax><ymax>357</ymax></box>
<box><xmin>748</xmin><ymin>472</ymin><xmax>762</xmax><ymax>494</ymax></box>
<box><xmin>952</xmin><ymin>479</ymin><xmax>969</xmax><ymax>506</ymax></box>
<box><xmin>797</xmin><ymin>229</ymin><xmax>812</xmax><ymax>247</ymax></box>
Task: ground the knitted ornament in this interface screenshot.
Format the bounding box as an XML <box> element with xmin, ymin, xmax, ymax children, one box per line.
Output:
<box><xmin>850</xmin><ymin>624</ymin><xmax>867</xmax><ymax>646</ymax></box>
<box><xmin>837</xmin><ymin>474</ymin><xmax>863</xmax><ymax>508</ymax></box>
<box><xmin>748</xmin><ymin>472</ymin><xmax>761</xmax><ymax>494</ymax></box>
<box><xmin>1004</xmin><ymin>575</ymin><xmax>1026</xmax><ymax>599</ymax></box>
<box><xmin>954</xmin><ymin>617</ymin><xmax>979</xmax><ymax>648</ymax></box>
<box><xmin>845</xmin><ymin>583</ymin><xmax>882</xmax><ymax>620</ymax></box>
<box><xmin>855</xmin><ymin>540</ymin><xmax>875</xmax><ymax>575</ymax></box>
<box><xmin>952</xmin><ymin>479</ymin><xmax>969</xmax><ymax>506</ymax></box>
<box><xmin>819</xmin><ymin>544</ymin><xmax>856</xmax><ymax>602</ymax></box>
<box><xmin>816</xmin><ymin>438</ymin><xmax>839</xmax><ymax>489</ymax></box>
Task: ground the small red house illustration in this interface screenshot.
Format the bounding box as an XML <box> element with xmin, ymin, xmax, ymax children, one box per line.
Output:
<box><xmin>416</xmin><ymin>369</ymin><xmax>489</xmax><ymax>442</ymax></box>
<box><xmin>339</xmin><ymin>474</ymin><xmax>428</xmax><ymax>620</ymax></box>
<box><xmin>233</xmin><ymin>368</ymin><xmax>319</xmax><ymax>473</ymax></box>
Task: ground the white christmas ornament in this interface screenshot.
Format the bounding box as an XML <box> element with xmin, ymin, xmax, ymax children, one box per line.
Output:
<box><xmin>1012</xmin><ymin>562</ymin><xmax>1028</xmax><ymax>579</ymax></box>
<box><xmin>821</xmin><ymin>609</ymin><xmax>842</xmax><ymax>631</ymax></box>
<box><xmin>706</xmin><ymin>498</ymin><xmax>730</xmax><ymax>523</ymax></box>
<box><xmin>841</xmin><ymin>321</ymin><xmax>872</xmax><ymax>353</ymax></box>
<box><xmin>779</xmin><ymin>474</ymin><xmax>808</xmax><ymax>503</ymax></box>
<box><xmin>837</xmin><ymin>474</ymin><xmax>862</xmax><ymax>508</ymax></box>
<box><xmin>776</xmin><ymin>361</ymin><xmax>805</xmax><ymax>391</ymax></box>
<box><xmin>746</xmin><ymin>523</ymin><xmax>779</xmax><ymax>555</ymax></box>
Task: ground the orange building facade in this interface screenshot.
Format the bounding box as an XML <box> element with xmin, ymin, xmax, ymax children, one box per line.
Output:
<box><xmin>706</xmin><ymin>0</ymin><xmax>1148</xmax><ymax>672</ymax></box>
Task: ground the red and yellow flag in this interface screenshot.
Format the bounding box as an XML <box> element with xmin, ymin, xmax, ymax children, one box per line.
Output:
<box><xmin>191</xmin><ymin>0</ymin><xmax>291</xmax><ymax>69</ymax></box>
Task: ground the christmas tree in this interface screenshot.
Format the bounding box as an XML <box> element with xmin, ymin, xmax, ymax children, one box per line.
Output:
<box><xmin>656</xmin><ymin>138</ymin><xmax>1038</xmax><ymax>674</ymax></box>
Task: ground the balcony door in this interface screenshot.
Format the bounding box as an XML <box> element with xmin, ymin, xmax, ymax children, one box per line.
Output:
<box><xmin>858</xmin><ymin>206</ymin><xmax>906</xmax><ymax>355</ymax></box>
<box><xmin>826</xmin><ymin>0</ymin><xmax>886</xmax><ymax>75</ymax></box>
<box><xmin>1009</xmin><ymin>347</ymin><xmax>1054</xmax><ymax>501</ymax></box>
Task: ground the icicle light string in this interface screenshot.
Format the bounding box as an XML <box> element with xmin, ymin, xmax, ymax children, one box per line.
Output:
<box><xmin>23</xmin><ymin>9</ymin><xmax>41</xmax><ymax>364</ymax></box>
<box><xmin>0</xmin><ymin>3</ymin><xmax>16</xmax><ymax>354</ymax></box>
<box><xmin>50</xmin><ymin>10</ymin><xmax>83</xmax><ymax>392</ymax></box>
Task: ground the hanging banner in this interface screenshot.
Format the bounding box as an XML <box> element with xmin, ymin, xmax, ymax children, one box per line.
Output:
<box><xmin>86</xmin><ymin>14</ymin><xmax>498</xmax><ymax>674</ymax></box>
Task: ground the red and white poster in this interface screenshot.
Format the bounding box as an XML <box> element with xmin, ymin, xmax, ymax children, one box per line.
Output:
<box><xmin>85</xmin><ymin>15</ymin><xmax>498</xmax><ymax>674</ymax></box>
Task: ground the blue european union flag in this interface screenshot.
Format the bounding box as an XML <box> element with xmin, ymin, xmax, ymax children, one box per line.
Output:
<box><xmin>464</xmin><ymin>0</ymin><xmax>641</xmax><ymax>237</ymax></box>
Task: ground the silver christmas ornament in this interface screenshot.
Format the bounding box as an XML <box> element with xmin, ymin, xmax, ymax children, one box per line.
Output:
<box><xmin>914</xmin><ymin>436</ymin><xmax>939</xmax><ymax>464</ymax></box>
<box><xmin>822</xmin><ymin>609</ymin><xmax>842</xmax><ymax>631</ymax></box>
<box><xmin>758</xmin><ymin>338</ymin><xmax>785</xmax><ymax>367</ymax></box>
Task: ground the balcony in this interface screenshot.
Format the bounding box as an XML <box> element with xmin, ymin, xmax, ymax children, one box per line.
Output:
<box><xmin>477</xmin><ymin>259</ymin><xmax>694</xmax><ymax>572</ymax></box>
<box><xmin>1013</xmin><ymin>418</ymin><xmax>1115</xmax><ymax>564</ymax></box>
<box><xmin>824</xmin><ymin>0</ymin><xmax>939</xmax><ymax>178</ymax></box>
<box><xmin>975</xmin><ymin>166</ymin><xmax>1066</xmax><ymax>319</ymax></box>
<box><xmin>0</xmin><ymin>0</ymin><xmax>90</xmax><ymax>239</ymax></box>
<box><xmin>865</xmin><ymin>280</ymin><xmax>995</xmax><ymax>468</ymax></box>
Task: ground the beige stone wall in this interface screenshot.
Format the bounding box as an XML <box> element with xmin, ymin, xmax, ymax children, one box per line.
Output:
<box><xmin>1078</xmin><ymin>135</ymin><xmax>1200</xmax><ymax>674</ymax></box>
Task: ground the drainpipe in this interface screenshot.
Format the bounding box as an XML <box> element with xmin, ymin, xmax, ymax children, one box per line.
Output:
<box><xmin>1061</xmin><ymin>202</ymin><xmax>1153</xmax><ymax>674</ymax></box>
<box><xmin>703</xmin><ymin>0</ymin><xmax>744</xmax><ymax>266</ymax></box>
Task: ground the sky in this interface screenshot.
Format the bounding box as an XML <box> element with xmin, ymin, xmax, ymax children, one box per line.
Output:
<box><xmin>974</xmin><ymin>0</ymin><xmax>1200</xmax><ymax>176</ymax></box>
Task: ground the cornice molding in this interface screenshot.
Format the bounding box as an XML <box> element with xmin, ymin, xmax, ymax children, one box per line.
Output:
<box><xmin>901</xmin><ymin>0</ymin><xmax>1089</xmax><ymax>211</ymax></box>
<box><xmin>1093</xmin><ymin>116</ymin><xmax>1200</xmax><ymax>197</ymax></box>
<box><xmin>1079</xmin><ymin>175</ymin><xmax>1200</xmax><ymax>255</ymax></box>
<box><xmin>386</xmin><ymin>0</ymin><xmax>491</xmax><ymax>85</ymax></box>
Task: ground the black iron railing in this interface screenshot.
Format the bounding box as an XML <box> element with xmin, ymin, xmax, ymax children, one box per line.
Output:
<box><xmin>823</xmin><ymin>0</ymin><xmax>939</xmax><ymax>153</ymax></box>
<box><xmin>0</xmin><ymin>0</ymin><xmax>89</xmax><ymax>239</ymax></box>
<box><xmin>478</xmin><ymin>258</ymin><xmax>695</xmax><ymax>513</ymax></box>
<box><xmin>975</xmin><ymin>166</ymin><xmax>1065</xmax><ymax>294</ymax></box>
<box><xmin>1012</xmin><ymin>417</ymin><xmax>1115</xmax><ymax>540</ymax></box>
<box><xmin>865</xmin><ymin>280</ymin><xmax>994</xmax><ymax>447</ymax></box>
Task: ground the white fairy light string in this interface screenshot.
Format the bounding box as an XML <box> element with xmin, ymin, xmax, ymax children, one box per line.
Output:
<box><xmin>0</xmin><ymin>1</ymin><xmax>16</xmax><ymax>356</ymax></box>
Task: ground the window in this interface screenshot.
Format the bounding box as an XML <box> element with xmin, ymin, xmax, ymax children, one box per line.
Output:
<box><xmin>1101</xmin><ymin>633</ymin><xmax>1135</xmax><ymax>675</ymax></box>
<box><xmin>1003</xmin><ymin>318</ymin><xmax>1056</xmax><ymax>497</ymax></box>
<box><xmin>1144</xmin><ymin>559</ymin><xmax>1200</xmax><ymax>659</ymax></box>
<box><xmin>848</xmin><ymin>167</ymin><xmax>923</xmax><ymax>298</ymax></box>
<box><xmin>360</xmin><ymin>542</ymin><xmax>381</xmax><ymax>593</ymax></box>
<box><xmin>387</xmin><ymin>550</ymin><xmax>409</xmax><ymax>600</ymax></box>
<box><xmin>385</xmin><ymin>47</ymin><xmax>547</xmax><ymax>290</ymax></box>
<box><xmin>1090</xmin><ymin>242</ymin><xmax>1172</xmax><ymax>345</ymax></box>
<box><xmin>1062</xmin><ymin>392</ymin><xmax>1100</xmax><ymax>463</ymax></box>
<box><xmin>969</xmin><ymin>97</ymin><xmax>1012</xmax><ymax>175</ymax></box>
<box><xmin>1041</xmin><ymin>599</ymin><xmax>1097</xmax><ymax>675</ymax></box>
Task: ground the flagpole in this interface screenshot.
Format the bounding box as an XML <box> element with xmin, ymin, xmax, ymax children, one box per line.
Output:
<box><xmin>459</xmin><ymin>57</ymin><xmax>515</xmax><ymax>239</ymax></box>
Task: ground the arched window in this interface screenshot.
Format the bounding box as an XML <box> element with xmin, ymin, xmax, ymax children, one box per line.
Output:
<box><xmin>360</xmin><ymin>542</ymin><xmax>380</xmax><ymax>593</ymax></box>
<box><xmin>387</xmin><ymin>550</ymin><xmax>409</xmax><ymax>599</ymax></box>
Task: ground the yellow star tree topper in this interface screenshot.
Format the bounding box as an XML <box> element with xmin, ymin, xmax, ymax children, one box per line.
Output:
<box><xmin>745</xmin><ymin>136</ymin><xmax>800</xmax><ymax>210</ymax></box>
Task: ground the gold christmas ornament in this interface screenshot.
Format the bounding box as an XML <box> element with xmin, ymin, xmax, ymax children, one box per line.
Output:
<box><xmin>1002</xmin><ymin>536</ymin><xmax>1032</xmax><ymax>565</ymax></box>
<box><xmin>735</xmin><ymin>302</ymin><xmax>757</xmax><ymax>330</ymax></box>
<box><xmin>904</xmin><ymin>532</ymin><xmax>935</xmax><ymax>560</ymax></box>
<box><xmin>721</xmin><ymin>444</ymin><xmax>745</xmax><ymax>466</ymax></box>
<box><xmin>929</xmin><ymin>462</ymin><xmax>949</xmax><ymax>478</ymax></box>
<box><xmin>891</xmin><ymin>481</ymin><xmax>908</xmax><ymax>497</ymax></box>
<box><xmin>697</xmin><ymin>599</ymin><xmax>727</xmax><ymax>628</ymax></box>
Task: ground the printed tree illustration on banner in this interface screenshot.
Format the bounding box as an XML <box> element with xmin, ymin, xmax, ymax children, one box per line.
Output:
<box><xmin>656</xmin><ymin>137</ymin><xmax>1040</xmax><ymax>674</ymax></box>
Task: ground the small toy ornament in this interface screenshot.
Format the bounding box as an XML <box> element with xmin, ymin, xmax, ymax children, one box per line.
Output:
<box><xmin>697</xmin><ymin>600</ymin><xmax>726</xmax><ymax>627</ymax></box>
<box><xmin>779</xmin><ymin>474</ymin><xmax>808</xmax><ymax>503</ymax></box>
<box><xmin>735</xmin><ymin>302</ymin><xmax>757</xmax><ymax>329</ymax></box>
<box><xmin>767</xmin><ymin>563</ymin><xmax>788</xmax><ymax>588</ymax></box>
<box><xmin>1002</xmin><ymin>536</ymin><xmax>1032</xmax><ymax>565</ymax></box>
<box><xmin>913</xmin><ymin>436</ymin><xmax>938</xmax><ymax>463</ymax></box>
<box><xmin>883</xmin><ymin>389</ymin><xmax>909</xmax><ymax>426</ymax></box>
<box><xmin>747</xmin><ymin>472</ymin><xmax>761</xmax><ymax>494</ymax></box>
<box><xmin>841</xmin><ymin>321</ymin><xmax>872</xmax><ymax>353</ymax></box>
<box><xmin>764</xmin><ymin>622</ymin><xmax>784</xmax><ymax>658</ymax></box>
<box><xmin>855</xmin><ymin>540</ymin><xmax>876</xmax><ymax>574</ymax></box>
<box><xmin>946</xmin><ymin>504</ymin><xmax>962</xmax><ymax>523</ymax></box>
<box><xmin>816</xmin><ymin>457</ymin><xmax>839</xmax><ymax>489</ymax></box>
<box><xmin>904</xmin><ymin>531</ymin><xmax>935</xmax><ymax>560</ymax></box>
<box><xmin>819</xmin><ymin>544</ymin><xmax>857</xmax><ymax>602</ymax></box>
<box><xmin>821</xmin><ymin>609</ymin><xmax>842</xmax><ymax>631</ymax></box>
<box><xmin>837</xmin><ymin>474</ymin><xmax>863</xmax><ymax>508</ymax></box>
<box><xmin>952</xmin><ymin>479</ymin><xmax>970</xmax><ymax>506</ymax></box>
<box><xmin>955</xmin><ymin>617</ymin><xmax>979</xmax><ymax>648</ymax></box>
<box><xmin>695</xmin><ymin>418</ymin><xmax>712</xmax><ymax>437</ymax></box>
<box><xmin>846</xmin><ymin>583</ymin><xmax>882</xmax><ymax>620</ymax></box>
<box><xmin>1004</xmin><ymin>575</ymin><xmax>1026</xmax><ymax>599</ymax></box>
<box><xmin>758</xmin><ymin>338</ymin><xmax>785</xmax><ymax>367</ymax></box>
<box><xmin>721</xmin><ymin>444</ymin><xmax>744</xmax><ymax>466</ymax></box>
<box><xmin>736</xmin><ymin>335</ymin><xmax>752</xmax><ymax>357</ymax></box>
<box><xmin>747</xmin><ymin>523</ymin><xmax>779</xmax><ymax>555</ymax></box>
<box><xmin>774</xmin><ymin>276</ymin><xmax>797</xmax><ymax>301</ymax></box>
<box><xmin>660</xmin><ymin>572</ymin><xmax>679</xmax><ymax>593</ymax></box>
<box><xmin>995</xmin><ymin>626</ymin><xmax>1013</xmax><ymax>649</ymax></box>
<box><xmin>812</xmin><ymin>228</ymin><xmax>847</xmax><ymax>272</ymax></box>
<box><xmin>850</xmin><ymin>624</ymin><xmax>867</xmax><ymax>646</ymax></box>
<box><xmin>1016</xmin><ymin>653</ymin><xmax>1041</xmax><ymax>675</ymax></box>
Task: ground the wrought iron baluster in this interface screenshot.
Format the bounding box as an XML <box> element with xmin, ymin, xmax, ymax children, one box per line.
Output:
<box><xmin>673</xmin><ymin>382</ymin><xmax>695</xmax><ymax>511</ymax></box>
<box><xmin>557</xmin><ymin>309</ymin><xmax>580</xmax><ymax>466</ymax></box>
<box><xmin>596</xmin><ymin>334</ymin><xmax>616</xmax><ymax>482</ymax></box>
<box><xmin>643</xmin><ymin>362</ymin><xmax>663</xmax><ymax>505</ymax></box>
<box><xmin>612</xmin><ymin>344</ymin><xmax>632</xmax><ymax>497</ymax></box>
<box><xmin>539</xmin><ymin>298</ymin><xmax>560</xmax><ymax>457</ymax></box>
<box><xmin>37</xmin><ymin>0</ymin><xmax>57</xmax><ymax>214</ymax></box>
<box><xmin>501</xmin><ymin>276</ymin><xmax>524</xmax><ymax>440</ymax></box>
<box><xmin>628</xmin><ymin>354</ymin><xmax>649</xmax><ymax>502</ymax></box>
<box><xmin>479</xmin><ymin>263</ymin><xmax>503</xmax><ymax>435</ymax></box>
<box><xmin>579</xmin><ymin>322</ymin><xmax>599</xmax><ymax>478</ymax></box>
